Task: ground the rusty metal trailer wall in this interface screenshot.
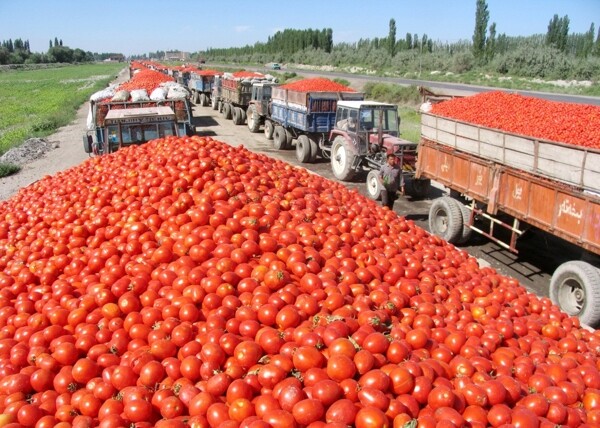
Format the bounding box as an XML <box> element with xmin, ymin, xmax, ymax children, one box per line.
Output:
<box><xmin>417</xmin><ymin>141</ymin><xmax>600</xmax><ymax>256</ymax></box>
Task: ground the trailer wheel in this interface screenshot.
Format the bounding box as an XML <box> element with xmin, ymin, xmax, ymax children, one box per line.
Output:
<box><xmin>232</xmin><ymin>107</ymin><xmax>244</xmax><ymax>125</ymax></box>
<box><xmin>331</xmin><ymin>137</ymin><xmax>356</xmax><ymax>181</ymax></box>
<box><xmin>550</xmin><ymin>261</ymin><xmax>600</xmax><ymax>327</ymax></box>
<box><xmin>240</xmin><ymin>109</ymin><xmax>247</xmax><ymax>124</ymax></box>
<box><xmin>247</xmin><ymin>106</ymin><xmax>260</xmax><ymax>133</ymax></box>
<box><xmin>296</xmin><ymin>135</ymin><xmax>311</xmax><ymax>163</ymax></box>
<box><xmin>309</xmin><ymin>137</ymin><xmax>319</xmax><ymax>163</ymax></box>
<box><xmin>192</xmin><ymin>91</ymin><xmax>200</xmax><ymax>105</ymax></box>
<box><xmin>285</xmin><ymin>130</ymin><xmax>293</xmax><ymax>150</ymax></box>
<box><xmin>264</xmin><ymin>121</ymin><xmax>274</xmax><ymax>140</ymax></box>
<box><xmin>273</xmin><ymin>126</ymin><xmax>287</xmax><ymax>150</ymax></box>
<box><xmin>200</xmin><ymin>94</ymin><xmax>208</xmax><ymax>106</ymax></box>
<box><xmin>211</xmin><ymin>96</ymin><xmax>218</xmax><ymax>110</ymax></box>
<box><xmin>429</xmin><ymin>197</ymin><xmax>463</xmax><ymax>244</ymax></box>
<box><xmin>405</xmin><ymin>178</ymin><xmax>431</xmax><ymax>199</ymax></box>
<box><xmin>456</xmin><ymin>201</ymin><xmax>473</xmax><ymax>245</ymax></box>
<box><xmin>366</xmin><ymin>170</ymin><xmax>382</xmax><ymax>200</ymax></box>
<box><xmin>223</xmin><ymin>103</ymin><xmax>232</xmax><ymax>120</ymax></box>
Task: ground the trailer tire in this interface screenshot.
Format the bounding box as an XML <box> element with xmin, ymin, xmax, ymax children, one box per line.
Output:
<box><xmin>285</xmin><ymin>130</ymin><xmax>293</xmax><ymax>149</ymax></box>
<box><xmin>192</xmin><ymin>91</ymin><xmax>200</xmax><ymax>105</ymax></box>
<box><xmin>240</xmin><ymin>109</ymin><xmax>247</xmax><ymax>124</ymax></box>
<box><xmin>212</xmin><ymin>96</ymin><xmax>218</xmax><ymax>110</ymax></box>
<box><xmin>264</xmin><ymin>121</ymin><xmax>274</xmax><ymax>140</ymax></box>
<box><xmin>405</xmin><ymin>178</ymin><xmax>431</xmax><ymax>199</ymax></box>
<box><xmin>200</xmin><ymin>94</ymin><xmax>208</xmax><ymax>106</ymax></box>
<box><xmin>223</xmin><ymin>103</ymin><xmax>232</xmax><ymax>120</ymax></box>
<box><xmin>309</xmin><ymin>137</ymin><xmax>319</xmax><ymax>163</ymax></box>
<box><xmin>331</xmin><ymin>137</ymin><xmax>356</xmax><ymax>181</ymax></box>
<box><xmin>429</xmin><ymin>197</ymin><xmax>463</xmax><ymax>244</ymax></box>
<box><xmin>456</xmin><ymin>201</ymin><xmax>473</xmax><ymax>245</ymax></box>
<box><xmin>550</xmin><ymin>261</ymin><xmax>600</xmax><ymax>327</ymax></box>
<box><xmin>366</xmin><ymin>170</ymin><xmax>382</xmax><ymax>200</ymax></box>
<box><xmin>247</xmin><ymin>106</ymin><xmax>261</xmax><ymax>133</ymax></box>
<box><xmin>232</xmin><ymin>107</ymin><xmax>244</xmax><ymax>125</ymax></box>
<box><xmin>273</xmin><ymin>126</ymin><xmax>287</xmax><ymax>150</ymax></box>
<box><xmin>296</xmin><ymin>135</ymin><xmax>311</xmax><ymax>163</ymax></box>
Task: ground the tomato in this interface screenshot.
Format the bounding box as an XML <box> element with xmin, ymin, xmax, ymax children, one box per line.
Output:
<box><xmin>355</xmin><ymin>407</ymin><xmax>390</xmax><ymax>428</ymax></box>
<box><xmin>292</xmin><ymin>399</ymin><xmax>324</xmax><ymax>425</ymax></box>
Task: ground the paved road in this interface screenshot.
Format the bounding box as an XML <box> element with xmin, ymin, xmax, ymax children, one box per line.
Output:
<box><xmin>234</xmin><ymin>63</ymin><xmax>600</xmax><ymax>106</ymax></box>
<box><xmin>190</xmin><ymin>101</ymin><xmax>588</xmax><ymax>301</ymax></box>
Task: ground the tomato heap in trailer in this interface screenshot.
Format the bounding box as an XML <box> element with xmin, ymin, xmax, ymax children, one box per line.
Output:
<box><xmin>0</xmin><ymin>136</ymin><xmax>599</xmax><ymax>427</ymax></box>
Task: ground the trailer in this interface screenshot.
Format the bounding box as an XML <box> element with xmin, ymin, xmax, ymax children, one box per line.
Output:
<box><xmin>267</xmin><ymin>83</ymin><xmax>364</xmax><ymax>154</ymax></box>
<box><xmin>214</xmin><ymin>72</ymin><xmax>278</xmax><ymax>125</ymax></box>
<box><xmin>84</xmin><ymin>98</ymin><xmax>192</xmax><ymax>156</ymax></box>
<box><xmin>188</xmin><ymin>70</ymin><xmax>221</xmax><ymax>107</ymax></box>
<box><xmin>84</xmin><ymin>66</ymin><xmax>193</xmax><ymax>155</ymax></box>
<box><xmin>418</xmin><ymin>110</ymin><xmax>600</xmax><ymax>326</ymax></box>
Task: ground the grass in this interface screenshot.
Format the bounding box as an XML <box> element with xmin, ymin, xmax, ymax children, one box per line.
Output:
<box><xmin>0</xmin><ymin>162</ymin><xmax>21</xmax><ymax>177</ymax></box>
<box><xmin>0</xmin><ymin>62</ymin><xmax>125</xmax><ymax>157</ymax></box>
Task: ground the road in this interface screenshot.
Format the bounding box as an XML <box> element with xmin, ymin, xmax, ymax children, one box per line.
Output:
<box><xmin>189</xmin><ymin>101</ymin><xmax>589</xmax><ymax>301</ymax></box>
<box><xmin>235</xmin><ymin>63</ymin><xmax>600</xmax><ymax>106</ymax></box>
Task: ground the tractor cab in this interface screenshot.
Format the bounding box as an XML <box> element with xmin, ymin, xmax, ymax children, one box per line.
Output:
<box><xmin>333</xmin><ymin>100</ymin><xmax>410</xmax><ymax>157</ymax></box>
<box><xmin>250</xmin><ymin>82</ymin><xmax>277</xmax><ymax>116</ymax></box>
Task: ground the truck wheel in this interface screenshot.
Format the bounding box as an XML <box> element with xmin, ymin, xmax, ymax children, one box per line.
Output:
<box><xmin>456</xmin><ymin>201</ymin><xmax>473</xmax><ymax>245</ymax></box>
<box><xmin>405</xmin><ymin>178</ymin><xmax>431</xmax><ymax>199</ymax></box>
<box><xmin>200</xmin><ymin>94</ymin><xmax>208</xmax><ymax>106</ymax></box>
<box><xmin>232</xmin><ymin>107</ymin><xmax>244</xmax><ymax>125</ymax></box>
<box><xmin>366</xmin><ymin>170</ymin><xmax>382</xmax><ymax>200</ymax></box>
<box><xmin>428</xmin><ymin>197</ymin><xmax>463</xmax><ymax>244</ymax></box>
<box><xmin>296</xmin><ymin>135</ymin><xmax>311</xmax><ymax>163</ymax></box>
<box><xmin>331</xmin><ymin>137</ymin><xmax>356</xmax><ymax>181</ymax></box>
<box><xmin>264</xmin><ymin>121</ymin><xmax>274</xmax><ymax>140</ymax></box>
<box><xmin>309</xmin><ymin>137</ymin><xmax>319</xmax><ymax>163</ymax></box>
<box><xmin>211</xmin><ymin>96</ymin><xmax>218</xmax><ymax>110</ymax></box>
<box><xmin>247</xmin><ymin>106</ymin><xmax>261</xmax><ymax>133</ymax></box>
<box><xmin>550</xmin><ymin>261</ymin><xmax>600</xmax><ymax>327</ymax></box>
<box><xmin>192</xmin><ymin>91</ymin><xmax>200</xmax><ymax>105</ymax></box>
<box><xmin>223</xmin><ymin>103</ymin><xmax>232</xmax><ymax>120</ymax></box>
<box><xmin>273</xmin><ymin>126</ymin><xmax>287</xmax><ymax>150</ymax></box>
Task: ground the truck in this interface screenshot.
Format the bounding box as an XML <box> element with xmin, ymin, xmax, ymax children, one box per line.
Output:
<box><xmin>188</xmin><ymin>69</ymin><xmax>220</xmax><ymax>107</ymax></box>
<box><xmin>417</xmin><ymin>93</ymin><xmax>600</xmax><ymax>326</ymax></box>
<box><xmin>83</xmin><ymin>68</ymin><xmax>193</xmax><ymax>155</ymax></box>
<box><xmin>213</xmin><ymin>72</ymin><xmax>278</xmax><ymax>126</ymax></box>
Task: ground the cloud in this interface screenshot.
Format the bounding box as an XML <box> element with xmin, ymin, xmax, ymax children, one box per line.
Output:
<box><xmin>234</xmin><ymin>26</ymin><xmax>251</xmax><ymax>33</ymax></box>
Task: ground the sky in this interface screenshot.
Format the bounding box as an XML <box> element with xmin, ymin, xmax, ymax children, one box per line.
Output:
<box><xmin>0</xmin><ymin>0</ymin><xmax>598</xmax><ymax>57</ymax></box>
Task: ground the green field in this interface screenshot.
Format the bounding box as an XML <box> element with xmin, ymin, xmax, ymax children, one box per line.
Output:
<box><xmin>0</xmin><ymin>63</ymin><xmax>125</xmax><ymax>156</ymax></box>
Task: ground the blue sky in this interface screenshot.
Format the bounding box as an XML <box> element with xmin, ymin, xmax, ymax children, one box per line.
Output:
<box><xmin>0</xmin><ymin>0</ymin><xmax>598</xmax><ymax>56</ymax></box>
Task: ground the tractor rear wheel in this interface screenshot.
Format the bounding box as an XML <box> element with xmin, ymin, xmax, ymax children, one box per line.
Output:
<box><xmin>331</xmin><ymin>137</ymin><xmax>356</xmax><ymax>181</ymax></box>
<box><xmin>247</xmin><ymin>106</ymin><xmax>260</xmax><ymax>132</ymax></box>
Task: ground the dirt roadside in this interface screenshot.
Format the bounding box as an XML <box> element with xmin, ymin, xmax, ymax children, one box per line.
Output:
<box><xmin>0</xmin><ymin>67</ymin><xmax>130</xmax><ymax>202</ymax></box>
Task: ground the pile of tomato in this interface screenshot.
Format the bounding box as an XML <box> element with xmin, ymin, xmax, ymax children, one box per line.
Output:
<box><xmin>1</xmin><ymin>136</ymin><xmax>600</xmax><ymax>428</ymax></box>
<box><xmin>117</xmin><ymin>68</ymin><xmax>175</xmax><ymax>95</ymax></box>
<box><xmin>430</xmin><ymin>91</ymin><xmax>600</xmax><ymax>149</ymax></box>
<box><xmin>278</xmin><ymin>78</ymin><xmax>356</xmax><ymax>93</ymax></box>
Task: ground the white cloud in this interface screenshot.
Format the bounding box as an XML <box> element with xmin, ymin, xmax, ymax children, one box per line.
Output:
<box><xmin>234</xmin><ymin>26</ymin><xmax>251</xmax><ymax>33</ymax></box>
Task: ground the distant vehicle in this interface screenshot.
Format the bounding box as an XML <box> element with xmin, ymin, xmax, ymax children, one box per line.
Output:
<box><xmin>271</xmin><ymin>63</ymin><xmax>281</xmax><ymax>70</ymax></box>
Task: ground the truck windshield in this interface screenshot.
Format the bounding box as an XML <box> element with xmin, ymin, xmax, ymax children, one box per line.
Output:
<box><xmin>359</xmin><ymin>108</ymin><xmax>398</xmax><ymax>132</ymax></box>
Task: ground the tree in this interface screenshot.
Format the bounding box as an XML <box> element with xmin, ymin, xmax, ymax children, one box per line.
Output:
<box><xmin>595</xmin><ymin>26</ymin><xmax>600</xmax><ymax>56</ymax></box>
<box><xmin>405</xmin><ymin>33</ymin><xmax>412</xmax><ymax>50</ymax></box>
<box><xmin>473</xmin><ymin>0</ymin><xmax>489</xmax><ymax>61</ymax></box>
<box><xmin>49</xmin><ymin>39</ymin><xmax>53</xmax><ymax>49</ymax></box>
<box><xmin>388</xmin><ymin>19</ymin><xmax>397</xmax><ymax>57</ymax></box>
<box><xmin>486</xmin><ymin>22</ymin><xmax>497</xmax><ymax>61</ymax></box>
<box><xmin>547</xmin><ymin>14</ymin><xmax>570</xmax><ymax>52</ymax></box>
<box><xmin>54</xmin><ymin>37</ymin><xmax>59</xmax><ymax>47</ymax></box>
